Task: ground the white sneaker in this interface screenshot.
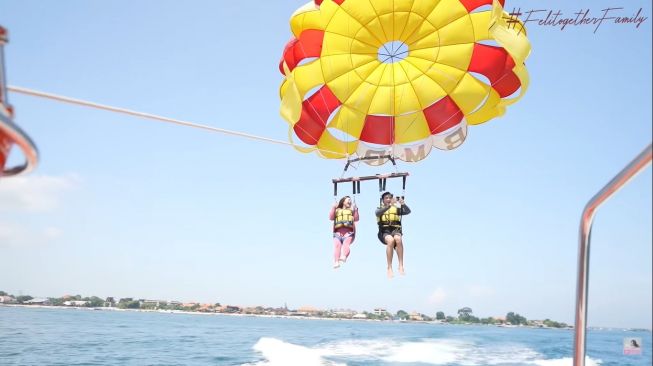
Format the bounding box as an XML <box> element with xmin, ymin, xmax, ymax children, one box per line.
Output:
<box><xmin>339</xmin><ymin>256</ymin><xmax>347</xmax><ymax>263</ymax></box>
<box><xmin>333</xmin><ymin>261</ymin><xmax>340</xmax><ymax>269</ymax></box>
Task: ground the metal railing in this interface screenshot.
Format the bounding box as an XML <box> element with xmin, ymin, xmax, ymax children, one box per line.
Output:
<box><xmin>573</xmin><ymin>143</ymin><xmax>652</xmax><ymax>366</ymax></box>
<box><xmin>0</xmin><ymin>25</ymin><xmax>39</xmax><ymax>177</ymax></box>
<box><xmin>0</xmin><ymin>112</ymin><xmax>39</xmax><ymax>177</ymax></box>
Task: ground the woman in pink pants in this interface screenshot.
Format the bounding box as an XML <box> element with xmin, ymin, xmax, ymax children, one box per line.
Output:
<box><xmin>329</xmin><ymin>196</ymin><xmax>359</xmax><ymax>268</ymax></box>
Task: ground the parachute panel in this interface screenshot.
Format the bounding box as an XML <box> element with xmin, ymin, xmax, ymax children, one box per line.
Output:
<box><xmin>279</xmin><ymin>0</ymin><xmax>531</xmax><ymax>165</ymax></box>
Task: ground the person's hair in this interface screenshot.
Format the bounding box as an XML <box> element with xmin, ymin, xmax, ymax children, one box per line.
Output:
<box><xmin>337</xmin><ymin>196</ymin><xmax>350</xmax><ymax>209</ymax></box>
<box><xmin>631</xmin><ymin>339</ymin><xmax>640</xmax><ymax>347</ymax></box>
<box><xmin>380</xmin><ymin>191</ymin><xmax>393</xmax><ymax>205</ymax></box>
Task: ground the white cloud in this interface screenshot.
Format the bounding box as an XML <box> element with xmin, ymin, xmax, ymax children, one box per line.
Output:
<box><xmin>0</xmin><ymin>222</ymin><xmax>19</xmax><ymax>243</ymax></box>
<box><xmin>44</xmin><ymin>226</ymin><xmax>63</xmax><ymax>239</ymax></box>
<box><xmin>428</xmin><ymin>287</ymin><xmax>447</xmax><ymax>304</ymax></box>
<box><xmin>468</xmin><ymin>285</ymin><xmax>495</xmax><ymax>297</ymax></box>
<box><xmin>0</xmin><ymin>174</ymin><xmax>79</xmax><ymax>212</ymax></box>
<box><xmin>0</xmin><ymin>222</ymin><xmax>63</xmax><ymax>247</ymax></box>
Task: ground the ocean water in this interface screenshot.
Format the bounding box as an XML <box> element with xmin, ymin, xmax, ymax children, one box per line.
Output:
<box><xmin>0</xmin><ymin>306</ymin><xmax>650</xmax><ymax>366</ymax></box>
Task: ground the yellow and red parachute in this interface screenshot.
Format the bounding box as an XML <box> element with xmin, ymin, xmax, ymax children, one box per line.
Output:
<box><xmin>279</xmin><ymin>0</ymin><xmax>530</xmax><ymax>165</ymax></box>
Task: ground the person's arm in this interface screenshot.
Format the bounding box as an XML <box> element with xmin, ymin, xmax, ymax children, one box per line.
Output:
<box><xmin>400</xmin><ymin>204</ymin><xmax>411</xmax><ymax>215</ymax></box>
<box><xmin>375</xmin><ymin>205</ymin><xmax>390</xmax><ymax>217</ymax></box>
<box><xmin>353</xmin><ymin>206</ymin><xmax>360</xmax><ymax>222</ymax></box>
<box><xmin>329</xmin><ymin>205</ymin><xmax>337</xmax><ymax>220</ymax></box>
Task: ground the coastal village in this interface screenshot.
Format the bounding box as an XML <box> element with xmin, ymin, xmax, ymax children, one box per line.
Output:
<box><xmin>0</xmin><ymin>291</ymin><xmax>571</xmax><ymax>329</ymax></box>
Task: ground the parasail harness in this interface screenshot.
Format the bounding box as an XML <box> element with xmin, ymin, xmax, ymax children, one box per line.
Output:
<box><xmin>332</xmin><ymin>154</ymin><xmax>408</xmax><ymax>205</ymax></box>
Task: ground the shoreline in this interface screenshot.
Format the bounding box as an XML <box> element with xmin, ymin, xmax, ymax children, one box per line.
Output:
<box><xmin>5</xmin><ymin>304</ymin><xmax>648</xmax><ymax>331</ymax></box>
<box><xmin>0</xmin><ymin>303</ymin><xmax>410</xmax><ymax>323</ymax></box>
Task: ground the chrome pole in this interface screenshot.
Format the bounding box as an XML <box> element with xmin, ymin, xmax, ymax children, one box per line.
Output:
<box><xmin>573</xmin><ymin>143</ymin><xmax>652</xmax><ymax>366</ymax></box>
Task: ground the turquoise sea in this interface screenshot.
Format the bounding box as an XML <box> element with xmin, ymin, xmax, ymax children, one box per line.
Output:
<box><xmin>0</xmin><ymin>306</ymin><xmax>650</xmax><ymax>366</ymax></box>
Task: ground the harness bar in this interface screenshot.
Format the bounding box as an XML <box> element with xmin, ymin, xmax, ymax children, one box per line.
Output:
<box><xmin>333</xmin><ymin>172</ymin><xmax>408</xmax><ymax>196</ymax></box>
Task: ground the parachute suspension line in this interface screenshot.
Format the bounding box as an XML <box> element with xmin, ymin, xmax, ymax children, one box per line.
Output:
<box><xmin>399</xmin><ymin>173</ymin><xmax>407</xmax><ymax>227</ymax></box>
<box><xmin>390</xmin><ymin>65</ymin><xmax>396</xmax><ymax>168</ymax></box>
<box><xmin>351</xmin><ymin>178</ymin><xmax>360</xmax><ymax>206</ymax></box>
<box><xmin>390</xmin><ymin>0</ymin><xmax>397</xmax><ymax>165</ymax></box>
<box><xmin>399</xmin><ymin>174</ymin><xmax>406</xmax><ymax>227</ymax></box>
<box><xmin>344</xmin><ymin>13</ymin><xmax>351</xmax><ymax>163</ymax></box>
<box><xmin>384</xmin><ymin>0</ymin><xmax>397</xmax><ymax>163</ymax></box>
<box><xmin>377</xmin><ymin>156</ymin><xmax>398</xmax><ymax>192</ymax></box>
<box><xmin>7</xmin><ymin>85</ymin><xmax>348</xmax><ymax>157</ymax></box>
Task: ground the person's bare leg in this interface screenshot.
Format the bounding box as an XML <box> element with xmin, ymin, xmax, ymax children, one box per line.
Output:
<box><xmin>385</xmin><ymin>235</ymin><xmax>395</xmax><ymax>278</ymax></box>
<box><xmin>340</xmin><ymin>236</ymin><xmax>353</xmax><ymax>264</ymax></box>
<box><xmin>395</xmin><ymin>234</ymin><xmax>405</xmax><ymax>275</ymax></box>
<box><xmin>333</xmin><ymin>237</ymin><xmax>342</xmax><ymax>268</ymax></box>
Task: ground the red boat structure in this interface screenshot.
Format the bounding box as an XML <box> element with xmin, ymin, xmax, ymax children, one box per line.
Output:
<box><xmin>0</xmin><ymin>25</ymin><xmax>38</xmax><ymax>177</ymax></box>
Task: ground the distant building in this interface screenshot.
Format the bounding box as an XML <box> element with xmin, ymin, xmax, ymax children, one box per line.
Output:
<box><xmin>352</xmin><ymin>313</ymin><xmax>367</xmax><ymax>319</ymax></box>
<box><xmin>24</xmin><ymin>298</ymin><xmax>51</xmax><ymax>305</ymax></box>
<box><xmin>224</xmin><ymin>305</ymin><xmax>241</xmax><ymax>313</ymax></box>
<box><xmin>266</xmin><ymin>307</ymin><xmax>288</xmax><ymax>315</ymax></box>
<box><xmin>331</xmin><ymin>309</ymin><xmax>356</xmax><ymax>318</ymax></box>
<box><xmin>373</xmin><ymin>308</ymin><xmax>388</xmax><ymax>316</ymax></box>
<box><xmin>297</xmin><ymin>306</ymin><xmax>320</xmax><ymax>315</ymax></box>
<box><xmin>63</xmin><ymin>300</ymin><xmax>88</xmax><ymax>307</ymax></box>
<box><xmin>198</xmin><ymin>304</ymin><xmax>215</xmax><ymax>312</ymax></box>
<box><xmin>531</xmin><ymin>320</ymin><xmax>545</xmax><ymax>327</ymax></box>
<box><xmin>409</xmin><ymin>312</ymin><xmax>424</xmax><ymax>321</ymax></box>
<box><xmin>0</xmin><ymin>295</ymin><xmax>16</xmax><ymax>304</ymax></box>
<box><xmin>141</xmin><ymin>300</ymin><xmax>168</xmax><ymax>307</ymax></box>
<box><xmin>214</xmin><ymin>305</ymin><xmax>226</xmax><ymax>313</ymax></box>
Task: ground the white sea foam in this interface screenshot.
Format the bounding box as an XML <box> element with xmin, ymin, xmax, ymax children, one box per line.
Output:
<box><xmin>317</xmin><ymin>338</ymin><xmax>396</xmax><ymax>358</ymax></box>
<box><xmin>529</xmin><ymin>357</ymin><xmax>602</xmax><ymax>366</ymax></box>
<box><xmin>318</xmin><ymin>338</ymin><xmax>542</xmax><ymax>365</ymax></box>
<box><xmin>243</xmin><ymin>337</ymin><xmax>344</xmax><ymax>366</ymax></box>
<box><xmin>244</xmin><ymin>337</ymin><xmax>602</xmax><ymax>366</ymax></box>
<box><xmin>378</xmin><ymin>339</ymin><xmax>462</xmax><ymax>364</ymax></box>
<box><xmin>315</xmin><ymin>338</ymin><xmax>466</xmax><ymax>363</ymax></box>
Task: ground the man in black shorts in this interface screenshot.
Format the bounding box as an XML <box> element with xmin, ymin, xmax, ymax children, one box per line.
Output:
<box><xmin>376</xmin><ymin>192</ymin><xmax>411</xmax><ymax>278</ymax></box>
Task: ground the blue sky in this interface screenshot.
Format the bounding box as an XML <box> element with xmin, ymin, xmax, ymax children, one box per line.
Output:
<box><xmin>0</xmin><ymin>0</ymin><xmax>651</xmax><ymax>329</ymax></box>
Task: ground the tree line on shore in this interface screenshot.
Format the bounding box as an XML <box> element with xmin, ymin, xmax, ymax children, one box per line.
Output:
<box><xmin>440</xmin><ymin>307</ymin><xmax>569</xmax><ymax>328</ymax></box>
<box><xmin>0</xmin><ymin>291</ymin><xmax>569</xmax><ymax>328</ymax></box>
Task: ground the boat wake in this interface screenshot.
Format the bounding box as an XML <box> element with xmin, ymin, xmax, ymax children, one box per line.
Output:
<box><xmin>243</xmin><ymin>337</ymin><xmax>602</xmax><ymax>366</ymax></box>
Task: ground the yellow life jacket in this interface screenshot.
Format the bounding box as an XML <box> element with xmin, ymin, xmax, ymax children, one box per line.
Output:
<box><xmin>334</xmin><ymin>208</ymin><xmax>354</xmax><ymax>229</ymax></box>
<box><xmin>378</xmin><ymin>205</ymin><xmax>401</xmax><ymax>228</ymax></box>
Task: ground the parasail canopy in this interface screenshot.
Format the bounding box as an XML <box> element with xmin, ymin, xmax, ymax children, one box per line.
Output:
<box><xmin>279</xmin><ymin>0</ymin><xmax>530</xmax><ymax>166</ymax></box>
